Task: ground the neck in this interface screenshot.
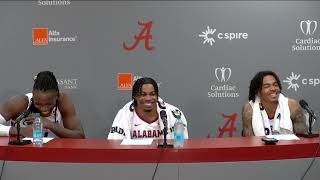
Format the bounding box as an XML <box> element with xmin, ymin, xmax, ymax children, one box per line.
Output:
<box><xmin>135</xmin><ymin>107</ymin><xmax>158</xmax><ymax>123</ymax></box>
<box><xmin>260</xmin><ymin>100</ymin><xmax>278</xmax><ymax>119</ymax></box>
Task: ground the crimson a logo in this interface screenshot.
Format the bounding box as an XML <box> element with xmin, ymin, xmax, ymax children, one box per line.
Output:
<box><xmin>300</xmin><ymin>20</ymin><xmax>317</xmax><ymax>35</ymax></box>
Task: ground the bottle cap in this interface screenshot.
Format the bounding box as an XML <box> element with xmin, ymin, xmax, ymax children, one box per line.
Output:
<box><xmin>35</xmin><ymin>113</ymin><xmax>40</xmax><ymax>118</ymax></box>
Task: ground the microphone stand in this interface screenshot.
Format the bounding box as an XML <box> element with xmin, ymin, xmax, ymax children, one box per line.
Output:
<box><xmin>306</xmin><ymin>110</ymin><xmax>319</xmax><ymax>138</ymax></box>
<box><xmin>157</xmin><ymin>126</ymin><xmax>173</xmax><ymax>148</ymax></box>
<box><xmin>8</xmin><ymin>118</ymin><xmax>32</xmax><ymax>145</ymax></box>
<box><xmin>297</xmin><ymin>110</ymin><xmax>319</xmax><ymax>138</ymax></box>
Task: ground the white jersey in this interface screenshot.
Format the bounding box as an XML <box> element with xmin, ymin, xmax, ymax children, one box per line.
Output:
<box><xmin>131</xmin><ymin>110</ymin><xmax>163</xmax><ymax>139</ymax></box>
<box><xmin>107</xmin><ymin>98</ymin><xmax>188</xmax><ymax>140</ymax></box>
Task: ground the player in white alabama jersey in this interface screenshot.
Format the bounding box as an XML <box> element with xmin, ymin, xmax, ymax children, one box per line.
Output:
<box><xmin>108</xmin><ymin>77</ymin><xmax>188</xmax><ymax>140</ymax></box>
<box><xmin>0</xmin><ymin>71</ymin><xmax>85</xmax><ymax>138</ymax></box>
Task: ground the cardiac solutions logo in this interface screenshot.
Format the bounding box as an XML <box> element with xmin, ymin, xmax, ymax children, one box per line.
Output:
<box><xmin>37</xmin><ymin>0</ymin><xmax>71</xmax><ymax>6</ymax></box>
<box><xmin>198</xmin><ymin>26</ymin><xmax>248</xmax><ymax>47</ymax></box>
<box><xmin>292</xmin><ymin>20</ymin><xmax>320</xmax><ymax>51</ymax></box>
<box><xmin>207</xmin><ymin>67</ymin><xmax>239</xmax><ymax>98</ymax></box>
<box><xmin>32</xmin><ymin>27</ymin><xmax>78</xmax><ymax>45</ymax></box>
<box><xmin>283</xmin><ymin>72</ymin><xmax>320</xmax><ymax>91</ymax></box>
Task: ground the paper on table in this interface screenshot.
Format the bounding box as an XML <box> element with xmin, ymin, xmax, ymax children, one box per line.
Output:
<box><xmin>121</xmin><ymin>139</ymin><xmax>153</xmax><ymax>145</ymax></box>
<box><xmin>22</xmin><ymin>137</ymin><xmax>54</xmax><ymax>143</ymax></box>
<box><xmin>266</xmin><ymin>134</ymin><xmax>300</xmax><ymax>140</ymax></box>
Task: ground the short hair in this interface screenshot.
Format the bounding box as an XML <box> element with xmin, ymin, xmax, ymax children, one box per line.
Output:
<box><xmin>248</xmin><ymin>71</ymin><xmax>282</xmax><ymax>102</ymax></box>
<box><xmin>132</xmin><ymin>77</ymin><xmax>159</xmax><ymax>106</ymax></box>
<box><xmin>33</xmin><ymin>71</ymin><xmax>59</xmax><ymax>93</ymax></box>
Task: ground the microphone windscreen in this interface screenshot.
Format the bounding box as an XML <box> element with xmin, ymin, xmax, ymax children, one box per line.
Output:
<box><xmin>299</xmin><ymin>100</ymin><xmax>308</xmax><ymax>108</ymax></box>
<box><xmin>160</xmin><ymin>110</ymin><xmax>167</xmax><ymax>119</ymax></box>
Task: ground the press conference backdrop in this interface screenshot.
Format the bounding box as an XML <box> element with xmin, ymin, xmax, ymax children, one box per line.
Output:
<box><xmin>0</xmin><ymin>0</ymin><xmax>319</xmax><ymax>138</ymax></box>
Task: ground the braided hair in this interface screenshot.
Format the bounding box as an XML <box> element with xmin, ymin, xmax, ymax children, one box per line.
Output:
<box><xmin>31</xmin><ymin>71</ymin><xmax>60</xmax><ymax>123</ymax></box>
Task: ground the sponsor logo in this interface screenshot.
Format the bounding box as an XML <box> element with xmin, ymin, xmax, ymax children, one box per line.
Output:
<box><xmin>117</xmin><ymin>73</ymin><xmax>162</xmax><ymax>91</ymax></box>
<box><xmin>123</xmin><ymin>21</ymin><xmax>155</xmax><ymax>51</ymax></box>
<box><xmin>198</xmin><ymin>26</ymin><xmax>248</xmax><ymax>47</ymax></box>
<box><xmin>292</xmin><ymin>20</ymin><xmax>320</xmax><ymax>51</ymax></box>
<box><xmin>57</xmin><ymin>78</ymin><xmax>79</xmax><ymax>89</ymax></box>
<box><xmin>283</xmin><ymin>72</ymin><xmax>320</xmax><ymax>91</ymax></box>
<box><xmin>207</xmin><ymin>66</ymin><xmax>239</xmax><ymax>98</ymax></box>
<box><xmin>32</xmin><ymin>28</ymin><xmax>48</xmax><ymax>45</ymax></box>
<box><xmin>37</xmin><ymin>0</ymin><xmax>71</xmax><ymax>6</ymax></box>
<box><xmin>215</xmin><ymin>67</ymin><xmax>231</xmax><ymax>82</ymax></box>
<box><xmin>117</xmin><ymin>73</ymin><xmax>133</xmax><ymax>90</ymax></box>
<box><xmin>32</xmin><ymin>27</ymin><xmax>78</xmax><ymax>45</ymax></box>
<box><xmin>300</xmin><ymin>20</ymin><xmax>317</xmax><ymax>35</ymax></box>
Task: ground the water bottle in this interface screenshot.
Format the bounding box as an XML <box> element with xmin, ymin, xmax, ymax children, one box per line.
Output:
<box><xmin>174</xmin><ymin>115</ymin><xmax>185</xmax><ymax>148</ymax></box>
<box><xmin>33</xmin><ymin>113</ymin><xmax>43</xmax><ymax>147</ymax></box>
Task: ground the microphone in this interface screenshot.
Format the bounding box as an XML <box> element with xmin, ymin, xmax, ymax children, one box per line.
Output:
<box><xmin>160</xmin><ymin>110</ymin><xmax>168</xmax><ymax>127</ymax></box>
<box><xmin>8</xmin><ymin>109</ymin><xmax>33</xmax><ymax>145</ymax></box>
<box><xmin>158</xmin><ymin>110</ymin><xmax>173</xmax><ymax>148</ymax></box>
<box><xmin>13</xmin><ymin>109</ymin><xmax>31</xmax><ymax>125</ymax></box>
<box><xmin>299</xmin><ymin>100</ymin><xmax>317</xmax><ymax>120</ymax></box>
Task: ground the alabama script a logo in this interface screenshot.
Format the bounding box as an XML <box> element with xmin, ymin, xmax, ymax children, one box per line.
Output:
<box><xmin>123</xmin><ymin>21</ymin><xmax>155</xmax><ymax>51</ymax></box>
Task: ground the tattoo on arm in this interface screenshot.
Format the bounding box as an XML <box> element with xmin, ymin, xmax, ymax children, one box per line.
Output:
<box><xmin>291</xmin><ymin>107</ymin><xmax>307</xmax><ymax>134</ymax></box>
<box><xmin>242</xmin><ymin>105</ymin><xmax>254</xmax><ymax>136</ymax></box>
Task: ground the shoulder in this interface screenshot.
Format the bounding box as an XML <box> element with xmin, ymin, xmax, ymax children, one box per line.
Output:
<box><xmin>288</xmin><ymin>98</ymin><xmax>300</xmax><ymax>112</ymax></box>
<box><xmin>0</xmin><ymin>94</ymin><xmax>29</xmax><ymax>119</ymax></box>
<box><xmin>57</xmin><ymin>93</ymin><xmax>75</xmax><ymax>113</ymax></box>
<box><xmin>58</xmin><ymin>92</ymin><xmax>71</xmax><ymax>102</ymax></box>
<box><xmin>242</xmin><ymin>101</ymin><xmax>252</xmax><ymax>114</ymax></box>
<box><xmin>7</xmin><ymin>94</ymin><xmax>29</xmax><ymax>110</ymax></box>
<box><xmin>164</xmin><ymin>101</ymin><xmax>183</xmax><ymax>113</ymax></box>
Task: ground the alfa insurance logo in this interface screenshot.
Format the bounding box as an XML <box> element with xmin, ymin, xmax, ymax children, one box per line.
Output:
<box><xmin>283</xmin><ymin>72</ymin><xmax>320</xmax><ymax>91</ymax></box>
<box><xmin>32</xmin><ymin>27</ymin><xmax>78</xmax><ymax>45</ymax></box>
<box><xmin>208</xmin><ymin>66</ymin><xmax>239</xmax><ymax>98</ymax></box>
<box><xmin>292</xmin><ymin>19</ymin><xmax>320</xmax><ymax>51</ymax></box>
<box><xmin>117</xmin><ymin>73</ymin><xmax>162</xmax><ymax>91</ymax></box>
<box><xmin>198</xmin><ymin>26</ymin><xmax>248</xmax><ymax>47</ymax></box>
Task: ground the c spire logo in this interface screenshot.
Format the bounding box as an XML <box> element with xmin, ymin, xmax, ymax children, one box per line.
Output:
<box><xmin>198</xmin><ymin>26</ymin><xmax>216</xmax><ymax>46</ymax></box>
<box><xmin>283</xmin><ymin>72</ymin><xmax>320</xmax><ymax>91</ymax></box>
<box><xmin>215</xmin><ymin>67</ymin><xmax>231</xmax><ymax>82</ymax></box>
<box><xmin>300</xmin><ymin>20</ymin><xmax>317</xmax><ymax>35</ymax></box>
<box><xmin>198</xmin><ymin>25</ymin><xmax>248</xmax><ymax>47</ymax></box>
<box><xmin>283</xmin><ymin>72</ymin><xmax>301</xmax><ymax>91</ymax></box>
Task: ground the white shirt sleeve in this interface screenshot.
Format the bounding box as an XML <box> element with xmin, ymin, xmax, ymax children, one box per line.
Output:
<box><xmin>0</xmin><ymin>113</ymin><xmax>10</xmax><ymax>136</ymax></box>
<box><xmin>107</xmin><ymin>109</ymin><xmax>127</xmax><ymax>140</ymax></box>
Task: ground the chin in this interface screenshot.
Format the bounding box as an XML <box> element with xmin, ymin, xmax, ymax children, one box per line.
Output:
<box><xmin>143</xmin><ymin>108</ymin><xmax>153</xmax><ymax>113</ymax></box>
<box><xmin>41</xmin><ymin>113</ymin><xmax>51</xmax><ymax>117</ymax></box>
